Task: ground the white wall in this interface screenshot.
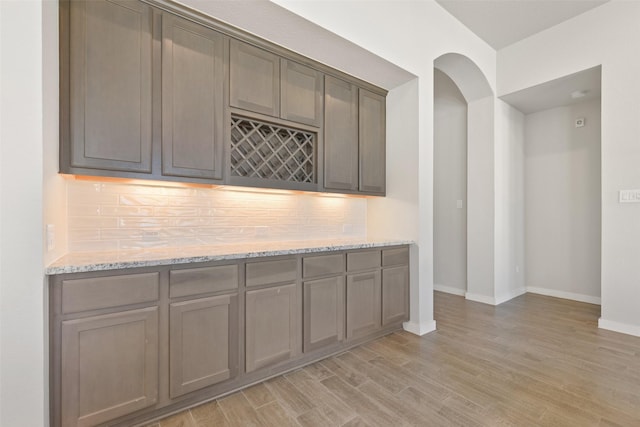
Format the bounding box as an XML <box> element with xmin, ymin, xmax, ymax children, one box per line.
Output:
<box><xmin>433</xmin><ymin>69</ymin><xmax>467</xmax><ymax>295</ymax></box>
<box><xmin>494</xmin><ymin>99</ymin><xmax>525</xmax><ymax>303</ymax></box>
<box><xmin>0</xmin><ymin>1</ymin><xmax>47</xmax><ymax>425</ymax></box>
<box><xmin>273</xmin><ymin>0</ymin><xmax>496</xmax><ymax>334</ymax></box>
<box><xmin>498</xmin><ymin>1</ymin><xmax>640</xmax><ymax>335</ymax></box>
<box><xmin>524</xmin><ymin>98</ymin><xmax>601</xmax><ymax>304</ymax></box>
<box><xmin>466</xmin><ymin>96</ymin><xmax>495</xmax><ymax>303</ymax></box>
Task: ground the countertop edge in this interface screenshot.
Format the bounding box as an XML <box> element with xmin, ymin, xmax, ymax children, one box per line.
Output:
<box><xmin>45</xmin><ymin>240</ymin><xmax>414</xmax><ymax>275</ymax></box>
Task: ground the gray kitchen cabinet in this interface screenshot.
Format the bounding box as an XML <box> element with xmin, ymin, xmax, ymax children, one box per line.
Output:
<box><xmin>230</xmin><ymin>39</ymin><xmax>280</xmax><ymax>117</ymax></box>
<box><xmin>359</xmin><ymin>89</ymin><xmax>386</xmax><ymax>195</ymax></box>
<box><xmin>382</xmin><ymin>266</ymin><xmax>409</xmax><ymax>326</ymax></box>
<box><xmin>230</xmin><ymin>40</ymin><xmax>323</xmax><ymax>127</ymax></box>
<box><xmin>60</xmin><ymin>307</ymin><xmax>159</xmax><ymax>427</ymax></box>
<box><xmin>66</xmin><ymin>0</ymin><xmax>153</xmax><ymax>173</ymax></box>
<box><xmin>346</xmin><ymin>270</ymin><xmax>382</xmax><ymax>339</ymax></box>
<box><xmin>169</xmin><ymin>294</ymin><xmax>238</xmax><ymax>398</ymax></box>
<box><xmin>324</xmin><ymin>77</ymin><xmax>387</xmax><ymax>195</ymax></box>
<box><xmin>245</xmin><ymin>283</ymin><xmax>299</xmax><ymax>372</ymax></box>
<box><xmin>303</xmin><ymin>276</ymin><xmax>345</xmax><ymax>352</ymax></box>
<box><xmin>281</xmin><ymin>59</ymin><xmax>324</xmax><ymax>127</ymax></box>
<box><xmin>50</xmin><ymin>244</ymin><xmax>409</xmax><ymax>426</ymax></box>
<box><xmin>381</xmin><ymin>247</ymin><xmax>409</xmax><ymax>325</ymax></box>
<box><xmin>162</xmin><ymin>13</ymin><xmax>226</xmax><ymax>180</ymax></box>
<box><xmin>324</xmin><ymin>75</ymin><xmax>359</xmax><ymax>191</ymax></box>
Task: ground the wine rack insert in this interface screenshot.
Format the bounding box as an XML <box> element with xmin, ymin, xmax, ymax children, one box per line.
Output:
<box><xmin>230</xmin><ymin>115</ymin><xmax>316</xmax><ymax>184</ymax></box>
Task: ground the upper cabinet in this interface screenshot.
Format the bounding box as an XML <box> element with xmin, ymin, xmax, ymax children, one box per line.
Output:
<box><xmin>324</xmin><ymin>78</ymin><xmax>386</xmax><ymax>195</ymax></box>
<box><xmin>230</xmin><ymin>40</ymin><xmax>323</xmax><ymax>128</ymax></box>
<box><xmin>281</xmin><ymin>59</ymin><xmax>324</xmax><ymax>127</ymax></box>
<box><xmin>162</xmin><ymin>14</ymin><xmax>225</xmax><ymax>180</ymax></box>
<box><xmin>229</xmin><ymin>40</ymin><xmax>280</xmax><ymax>117</ymax></box>
<box><xmin>359</xmin><ymin>89</ymin><xmax>386</xmax><ymax>195</ymax></box>
<box><xmin>65</xmin><ymin>0</ymin><xmax>153</xmax><ymax>173</ymax></box>
<box><xmin>324</xmin><ymin>76</ymin><xmax>359</xmax><ymax>192</ymax></box>
<box><xmin>60</xmin><ymin>0</ymin><xmax>385</xmax><ymax>195</ymax></box>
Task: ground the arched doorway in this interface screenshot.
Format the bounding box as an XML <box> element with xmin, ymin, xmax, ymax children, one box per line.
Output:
<box><xmin>433</xmin><ymin>53</ymin><xmax>495</xmax><ymax>301</ymax></box>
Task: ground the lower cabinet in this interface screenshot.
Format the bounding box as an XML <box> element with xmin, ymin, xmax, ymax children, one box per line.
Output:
<box><xmin>346</xmin><ymin>270</ymin><xmax>382</xmax><ymax>339</ymax></box>
<box><xmin>50</xmin><ymin>245</ymin><xmax>409</xmax><ymax>426</ymax></box>
<box><xmin>60</xmin><ymin>307</ymin><xmax>159</xmax><ymax>427</ymax></box>
<box><xmin>169</xmin><ymin>294</ymin><xmax>238</xmax><ymax>398</ymax></box>
<box><xmin>382</xmin><ymin>265</ymin><xmax>409</xmax><ymax>326</ymax></box>
<box><xmin>303</xmin><ymin>276</ymin><xmax>345</xmax><ymax>352</ymax></box>
<box><xmin>245</xmin><ymin>283</ymin><xmax>299</xmax><ymax>372</ymax></box>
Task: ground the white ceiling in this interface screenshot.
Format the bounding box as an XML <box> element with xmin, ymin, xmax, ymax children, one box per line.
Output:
<box><xmin>499</xmin><ymin>66</ymin><xmax>601</xmax><ymax>114</ymax></box>
<box><xmin>435</xmin><ymin>0</ymin><xmax>609</xmax><ymax>50</ymax></box>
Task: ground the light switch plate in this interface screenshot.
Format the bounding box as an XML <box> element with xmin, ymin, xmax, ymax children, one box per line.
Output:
<box><xmin>619</xmin><ymin>189</ymin><xmax>640</xmax><ymax>203</ymax></box>
<box><xmin>456</xmin><ymin>200</ymin><xmax>463</xmax><ymax>209</ymax></box>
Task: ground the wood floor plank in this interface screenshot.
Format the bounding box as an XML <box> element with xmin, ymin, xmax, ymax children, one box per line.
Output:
<box><xmin>284</xmin><ymin>369</ymin><xmax>355</xmax><ymax>425</ymax></box>
<box><xmin>189</xmin><ymin>400</ymin><xmax>229</xmax><ymax>426</ymax></box>
<box><xmin>319</xmin><ymin>357</ymin><xmax>368</xmax><ymax>388</ymax></box>
<box><xmin>158</xmin><ymin>412</ymin><xmax>195</xmax><ymax>427</ymax></box>
<box><xmin>264</xmin><ymin>376</ymin><xmax>315</xmax><ymax>416</ymax></box>
<box><xmin>340</xmin><ymin>416</ymin><xmax>370</xmax><ymax>427</ymax></box>
<box><xmin>218</xmin><ymin>392</ymin><xmax>264</xmax><ymax>427</ymax></box>
<box><xmin>243</xmin><ymin>383</ymin><xmax>276</xmax><ymax>409</ymax></box>
<box><xmin>319</xmin><ymin>377</ymin><xmax>400</xmax><ymax>427</ymax></box>
<box><xmin>255</xmin><ymin>401</ymin><xmax>299</xmax><ymax>427</ymax></box>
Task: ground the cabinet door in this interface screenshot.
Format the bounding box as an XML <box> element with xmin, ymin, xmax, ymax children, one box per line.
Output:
<box><xmin>170</xmin><ymin>294</ymin><xmax>238</xmax><ymax>398</ymax></box>
<box><xmin>382</xmin><ymin>266</ymin><xmax>409</xmax><ymax>326</ymax></box>
<box><xmin>69</xmin><ymin>0</ymin><xmax>152</xmax><ymax>173</ymax></box>
<box><xmin>281</xmin><ymin>59</ymin><xmax>323</xmax><ymax>127</ymax></box>
<box><xmin>246</xmin><ymin>283</ymin><xmax>298</xmax><ymax>372</ymax></box>
<box><xmin>303</xmin><ymin>276</ymin><xmax>345</xmax><ymax>352</ymax></box>
<box><xmin>359</xmin><ymin>89</ymin><xmax>386</xmax><ymax>194</ymax></box>
<box><xmin>230</xmin><ymin>39</ymin><xmax>280</xmax><ymax>117</ymax></box>
<box><xmin>61</xmin><ymin>307</ymin><xmax>158</xmax><ymax>427</ymax></box>
<box><xmin>346</xmin><ymin>270</ymin><xmax>381</xmax><ymax>339</ymax></box>
<box><xmin>162</xmin><ymin>14</ymin><xmax>225</xmax><ymax>180</ymax></box>
<box><xmin>324</xmin><ymin>76</ymin><xmax>358</xmax><ymax>191</ymax></box>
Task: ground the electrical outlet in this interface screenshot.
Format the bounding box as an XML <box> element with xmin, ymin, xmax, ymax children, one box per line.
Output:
<box><xmin>456</xmin><ymin>200</ymin><xmax>463</xmax><ymax>209</ymax></box>
<box><xmin>342</xmin><ymin>224</ymin><xmax>353</xmax><ymax>234</ymax></box>
<box><xmin>46</xmin><ymin>224</ymin><xmax>55</xmax><ymax>251</ymax></box>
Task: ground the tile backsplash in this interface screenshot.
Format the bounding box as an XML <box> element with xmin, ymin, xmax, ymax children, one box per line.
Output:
<box><xmin>67</xmin><ymin>180</ymin><xmax>367</xmax><ymax>252</ymax></box>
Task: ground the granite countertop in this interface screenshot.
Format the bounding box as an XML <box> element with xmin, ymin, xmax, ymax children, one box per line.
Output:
<box><xmin>45</xmin><ymin>239</ymin><xmax>413</xmax><ymax>275</ymax></box>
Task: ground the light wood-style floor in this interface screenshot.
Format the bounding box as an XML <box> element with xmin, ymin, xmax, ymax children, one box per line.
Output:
<box><xmin>145</xmin><ymin>292</ymin><xmax>640</xmax><ymax>426</ymax></box>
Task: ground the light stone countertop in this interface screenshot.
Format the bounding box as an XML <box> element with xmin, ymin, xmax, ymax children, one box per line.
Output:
<box><xmin>45</xmin><ymin>239</ymin><xmax>413</xmax><ymax>275</ymax></box>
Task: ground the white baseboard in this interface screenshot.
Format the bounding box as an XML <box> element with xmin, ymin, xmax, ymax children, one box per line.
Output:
<box><xmin>464</xmin><ymin>292</ymin><xmax>496</xmax><ymax>306</ymax></box>
<box><xmin>526</xmin><ymin>287</ymin><xmax>601</xmax><ymax>305</ymax></box>
<box><xmin>433</xmin><ymin>284</ymin><xmax>465</xmax><ymax>296</ymax></box>
<box><xmin>598</xmin><ymin>318</ymin><xmax>640</xmax><ymax>337</ymax></box>
<box><xmin>403</xmin><ymin>319</ymin><xmax>437</xmax><ymax>336</ymax></box>
<box><xmin>495</xmin><ymin>287</ymin><xmax>527</xmax><ymax>305</ymax></box>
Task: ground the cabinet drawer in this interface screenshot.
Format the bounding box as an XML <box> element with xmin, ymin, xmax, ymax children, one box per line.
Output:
<box><xmin>347</xmin><ymin>250</ymin><xmax>381</xmax><ymax>272</ymax></box>
<box><xmin>246</xmin><ymin>258</ymin><xmax>297</xmax><ymax>287</ymax></box>
<box><xmin>170</xmin><ymin>265</ymin><xmax>238</xmax><ymax>298</ymax></box>
<box><xmin>382</xmin><ymin>247</ymin><xmax>409</xmax><ymax>267</ymax></box>
<box><xmin>62</xmin><ymin>272</ymin><xmax>159</xmax><ymax>314</ymax></box>
<box><xmin>303</xmin><ymin>254</ymin><xmax>344</xmax><ymax>278</ymax></box>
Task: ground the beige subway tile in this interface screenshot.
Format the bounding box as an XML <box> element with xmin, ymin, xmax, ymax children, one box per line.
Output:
<box><xmin>100</xmin><ymin>206</ymin><xmax>154</xmax><ymax>216</ymax></box>
<box><xmin>153</xmin><ymin>207</ymin><xmax>199</xmax><ymax>217</ymax></box>
<box><xmin>68</xmin><ymin>217</ymin><xmax>118</xmax><ymax>229</ymax></box>
<box><xmin>119</xmin><ymin>194</ymin><xmax>169</xmax><ymax>207</ymax></box>
<box><xmin>118</xmin><ymin>218</ymin><xmax>172</xmax><ymax>228</ymax></box>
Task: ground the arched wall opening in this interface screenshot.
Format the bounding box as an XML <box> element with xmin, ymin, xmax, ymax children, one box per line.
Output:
<box><xmin>433</xmin><ymin>53</ymin><xmax>498</xmax><ymax>303</ymax></box>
